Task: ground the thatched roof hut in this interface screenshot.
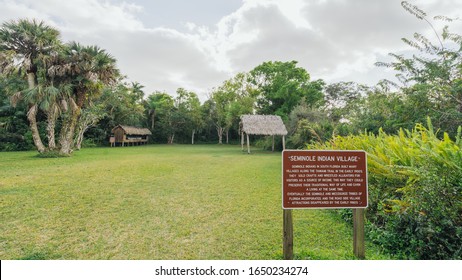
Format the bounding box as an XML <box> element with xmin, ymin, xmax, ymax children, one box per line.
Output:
<box><xmin>240</xmin><ymin>115</ymin><xmax>288</xmax><ymax>136</ymax></box>
<box><xmin>110</xmin><ymin>125</ymin><xmax>152</xmax><ymax>147</ymax></box>
<box><xmin>111</xmin><ymin>125</ymin><xmax>152</xmax><ymax>136</ymax></box>
<box><xmin>239</xmin><ymin>115</ymin><xmax>288</xmax><ymax>153</ymax></box>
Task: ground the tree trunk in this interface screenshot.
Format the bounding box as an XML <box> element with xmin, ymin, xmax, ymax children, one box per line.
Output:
<box><xmin>75</xmin><ymin>126</ymin><xmax>84</xmax><ymax>150</ymax></box>
<box><xmin>59</xmin><ymin>98</ymin><xmax>80</xmax><ymax>155</ymax></box>
<box><xmin>226</xmin><ymin>129</ymin><xmax>229</xmax><ymax>144</ymax></box>
<box><xmin>46</xmin><ymin>104</ymin><xmax>59</xmax><ymax>150</ymax></box>
<box><xmin>74</xmin><ymin>108</ymin><xmax>104</xmax><ymax>150</ymax></box>
<box><xmin>216</xmin><ymin>126</ymin><xmax>223</xmax><ymax>144</ymax></box>
<box><xmin>27</xmin><ymin>104</ymin><xmax>46</xmax><ymax>153</ymax></box>
<box><xmin>58</xmin><ymin>117</ymin><xmax>75</xmax><ymax>155</ymax></box>
<box><xmin>27</xmin><ymin>72</ymin><xmax>36</xmax><ymax>89</ymax></box>
<box><xmin>168</xmin><ymin>133</ymin><xmax>175</xmax><ymax>144</ymax></box>
<box><xmin>247</xmin><ymin>133</ymin><xmax>250</xmax><ymax>154</ymax></box>
<box><xmin>191</xmin><ymin>129</ymin><xmax>195</xmax><ymax>145</ymax></box>
<box><xmin>74</xmin><ymin>117</ymin><xmax>87</xmax><ymax>150</ymax></box>
<box><xmin>457</xmin><ymin>90</ymin><xmax>462</xmax><ymax>113</ymax></box>
<box><xmin>26</xmin><ymin>71</ymin><xmax>45</xmax><ymax>153</ymax></box>
<box><xmin>151</xmin><ymin>110</ymin><xmax>156</xmax><ymax>130</ymax></box>
<box><xmin>272</xmin><ymin>135</ymin><xmax>275</xmax><ymax>152</ymax></box>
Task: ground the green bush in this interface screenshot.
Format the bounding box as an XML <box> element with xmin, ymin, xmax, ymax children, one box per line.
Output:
<box><xmin>309</xmin><ymin>119</ymin><xmax>462</xmax><ymax>259</ymax></box>
<box><xmin>36</xmin><ymin>150</ymin><xmax>71</xmax><ymax>158</ymax></box>
<box><xmin>0</xmin><ymin>131</ymin><xmax>34</xmax><ymax>151</ymax></box>
<box><xmin>80</xmin><ymin>138</ymin><xmax>98</xmax><ymax>148</ymax></box>
<box><xmin>254</xmin><ymin>135</ymin><xmax>284</xmax><ymax>151</ymax></box>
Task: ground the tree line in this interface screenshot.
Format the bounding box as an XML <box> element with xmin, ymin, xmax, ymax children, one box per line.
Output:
<box><xmin>1</xmin><ymin>2</ymin><xmax>461</xmax><ymax>156</ymax></box>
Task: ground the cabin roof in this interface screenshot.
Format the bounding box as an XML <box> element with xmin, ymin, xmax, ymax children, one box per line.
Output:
<box><xmin>240</xmin><ymin>114</ymin><xmax>288</xmax><ymax>136</ymax></box>
<box><xmin>111</xmin><ymin>125</ymin><xmax>152</xmax><ymax>135</ymax></box>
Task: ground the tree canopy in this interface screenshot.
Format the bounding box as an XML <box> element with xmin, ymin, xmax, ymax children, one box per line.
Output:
<box><xmin>249</xmin><ymin>60</ymin><xmax>324</xmax><ymax>119</ymax></box>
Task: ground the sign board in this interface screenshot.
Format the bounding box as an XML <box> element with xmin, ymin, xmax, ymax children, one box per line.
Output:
<box><xmin>282</xmin><ymin>150</ymin><xmax>368</xmax><ymax>209</ymax></box>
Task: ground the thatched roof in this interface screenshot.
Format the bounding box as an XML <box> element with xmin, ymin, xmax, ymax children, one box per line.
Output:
<box><xmin>240</xmin><ymin>115</ymin><xmax>288</xmax><ymax>136</ymax></box>
<box><xmin>112</xmin><ymin>125</ymin><xmax>152</xmax><ymax>135</ymax></box>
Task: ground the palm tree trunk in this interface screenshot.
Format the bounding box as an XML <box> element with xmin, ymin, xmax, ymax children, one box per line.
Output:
<box><xmin>59</xmin><ymin>98</ymin><xmax>80</xmax><ymax>155</ymax></box>
<box><xmin>46</xmin><ymin>104</ymin><xmax>59</xmax><ymax>150</ymax></box>
<box><xmin>151</xmin><ymin>110</ymin><xmax>156</xmax><ymax>130</ymax></box>
<box><xmin>27</xmin><ymin>72</ymin><xmax>36</xmax><ymax>89</ymax></box>
<box><xmin>27</xmin><ymin>104</ymin><xmax>46</xmax><ymax>153</ymax></box>
<box><xmin>26</xmin><ymin>71</ymin><xmax>46</xmax><ymax>153</ymax></box>
<box><xmin>59</xmin><ymin>113</ymin><xmax>79</xmax><ymax>155</ymax></box>
<box><xmin>74</xmin><ymin>118</ymin><xmax>86</xmax><ymax>150</ymax></box>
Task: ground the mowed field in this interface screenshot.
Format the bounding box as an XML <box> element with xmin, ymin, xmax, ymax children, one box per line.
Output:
<box><xmin>0</xmin><ymin>145</ymin><xmax>390</xmax><ymax>259</ymax></box>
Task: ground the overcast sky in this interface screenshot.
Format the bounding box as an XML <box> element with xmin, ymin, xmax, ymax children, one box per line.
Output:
<box><xmin>1</xmin><ymin>0</ymin><xmax>461</xmax><ymax>100</ymax></box>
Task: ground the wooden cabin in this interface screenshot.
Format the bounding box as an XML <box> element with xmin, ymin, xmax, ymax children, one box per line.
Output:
<box><xmin>110</xmin><ymin>125</ymin><xmax>152</xmax><ymax>147</ymax></box>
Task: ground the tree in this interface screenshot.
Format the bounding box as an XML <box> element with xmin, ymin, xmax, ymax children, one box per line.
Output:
<box><xmin>286</xmin><ymin>98</ymin><xmax>343</xmax><ymax>149</ymax></box>
<box><xmin>145</xmin><ymin>91</ymin><xmax>179</xmax><ymax>144</ymax></box>
<box><xmin>0</xmin><ymin>74</ymin><xmax>33</xmax><ymax>151</ymax></box>
<box><xmin>322</xmin><ymin>81</ymin><xmax>370</xmax><ymax>123</ymax></box>
<box><xmin>96</xmin><ymin>81</ymin><xmax>146</xmax><ymax>143</ymax></box>
<box><xmin>74</xmin><ymin>101</ymin><xmax>107</xmax><ymax>150</ymax></box>
<box><xmin>175</xmin><ymin>88</ymin><xmax>202</xmax><ymax>144</ymax></box>
<box><xmin>48</xmin><ymin>42</ymin><xmax>119</xmax><ymax>155</ymax></box>
<box><xmin>376</xmin><ymin>1</ymin><xmax>462</xmax><ymax>135</ymax></box>
<box><xmin>209</xmin><ymin>88</ymin><xmax>234</xmax><ymax>144</ymax></box>
<box><xmin>0</xmin><ymin>19</ymin><xmax>61</xmax><ymax>153</ymax></box>
<box><xmin>223</xmin><ymin>73</ymin><xmax>255</xmax><ymax>144</ymax></box>
<box><xmin>351</xmin><ymin>91</ymin><xmax>407</xmax><ymax>134</ymax></box>
<box><xmin>145</xmin><ymin>91</ymin><xmax>172</xmax><ymax>131</ymax></box>
<box><xmin>208</xmin><ymin>73</ymin><xmax>256</xmax><ymax>144</ymax></box>
<box><xmin>200</xmin><ymin>99</ymin><xmax>218</xmax><ymax>143</ymax></box>
<box><xmin>129</xmin><ymin>82</ymin><xmax>145</xmax><ymax>102</ymax></box>
<box><xmin>249</xmin><ymin>61</ymin><xmax>323</xmax><ymax>119</ymax></box>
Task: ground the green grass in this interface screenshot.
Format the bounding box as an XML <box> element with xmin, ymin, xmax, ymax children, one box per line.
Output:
<box><xmin>0</xmin><ymin>144</ymin><xmax>391</xmax><ymax>260</ymax></box>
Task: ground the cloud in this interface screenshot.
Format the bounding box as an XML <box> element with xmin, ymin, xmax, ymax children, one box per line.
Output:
<box><xmin>182</xmin><ymin>0</ymin><xmax>414</xmax><ymax>84</ymax></box>
<box><xmin>225</xmin><ymin>4</ymin><xmax>333</xmax><ymax>72</ymax></box>
<box><xmin>301</xmin><ymin>0</ymin><xmax>462</xmax><ymax>83</ymax></box>
<box><xmin>1</xmin><ymin>0</ymin><xmax>460</xmax><ymax>100</ymax></box>
<box><xmin>105</xmin><ymin>28</ymin><xmax>229</xmax><ymax>95</ymax></box>
<box><xmin>0</xmin><ymin>0</ymin><xmax>51</xmax><ymax>22</ymax></box>
<box><xmin>194</xmin><ymin>0</ymin><xmax>461</xmax><ymax>85</ymax></box>
<box><xmin>0</xmin><ymin>0</ymin><xmax>229</xmax><ymax>98</ymax></box>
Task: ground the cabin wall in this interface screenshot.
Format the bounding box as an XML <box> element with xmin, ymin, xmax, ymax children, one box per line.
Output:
<box><xmin>114</xmin><ymin>128</ymin><xmax>125</xmax><ymax>143</ymax></box>
<box><xmin>111</xmin><ymin>128</ymin><xmax>149</xmax><ymax>146</ymax></box>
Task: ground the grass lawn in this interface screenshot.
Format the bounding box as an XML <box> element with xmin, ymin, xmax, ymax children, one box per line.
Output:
<box><xmin>0</xmin><ymin>144</ymin><xmax>391</xmax><ymax>260</ymax></box>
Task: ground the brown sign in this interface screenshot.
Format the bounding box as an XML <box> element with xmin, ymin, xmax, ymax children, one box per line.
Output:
<box><xmin>282</xmin><ymin>150</ymin><xmax>368</xmax><ymax>209</ymax></box>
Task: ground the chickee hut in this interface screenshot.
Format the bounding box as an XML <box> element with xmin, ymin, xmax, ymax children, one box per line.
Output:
<box><xmin>239</xmin><ymin>114</ymin><xmax>288</xmax><ymax>153</ymax></box>
<box><xmin>110</xmin><ymin>125</ymin><xmax>152</xmax><ymax>147</ymax></box>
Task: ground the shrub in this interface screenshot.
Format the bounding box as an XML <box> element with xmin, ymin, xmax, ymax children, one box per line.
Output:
<box><xmin>309</xmin><ymin>119</ymin><xmax>462</xmax><ymax>259</ymax></box>
<box><xmin>36</xmin><ymin>150</ymin><xmax>71</xmax><ymax>158</ymax></box>
<box><xmin>0</xmin><ymin>131</ymin><xmax>34</xmax><ymax>151</ymax></box>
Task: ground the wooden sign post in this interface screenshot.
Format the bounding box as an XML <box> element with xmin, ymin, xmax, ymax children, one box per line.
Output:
<box><xmin>282</xmin><ymin>150</ymin><xmax>368</xmax><ymax>259</ymax></box>
<box><xmin>283</xmin><ymin>208</ymin><xmax>293</xmax><ymax>260</ymax></box>
<box><xmin>353</xmin><ymin>208</ymin><xmax>365</xmax><ymax>259</ymax></box>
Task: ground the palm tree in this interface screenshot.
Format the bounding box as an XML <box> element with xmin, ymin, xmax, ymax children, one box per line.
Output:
<box><xmin>130</xmin><ymin>82</ymin><xmax>145</xmax><ymax>102</ymax></box>
<box><xmin>0</xmin><ymin>19</ymin><xmax>61</xmax><ymax>153</ymax></box>
<box><xmin>145</xmin><ymin>92</ymin><xmax>172</xmax><ymax>131</ymax></box>
<box><xmin>48</xmin><ymin>42</ymin><xmax>119</xmax><ymax>155</ymax></box>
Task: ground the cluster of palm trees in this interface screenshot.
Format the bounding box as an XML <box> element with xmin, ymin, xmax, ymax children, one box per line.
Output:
<box><xmin>0</xmin><ymin>19</ymin><xmax>119</xmax><ymax>155</ymax></box>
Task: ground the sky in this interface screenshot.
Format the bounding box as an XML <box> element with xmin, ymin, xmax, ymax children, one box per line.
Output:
<box><xmin>1</xmin><ymin>0</ymin><xmax>461</xmax><ymax>100</ymax></box>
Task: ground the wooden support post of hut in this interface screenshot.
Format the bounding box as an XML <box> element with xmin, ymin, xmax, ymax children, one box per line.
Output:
<box><xmin>239</xmin><ymin>115</ymin><xmax>288</xmax><ymax>154</ymax></box>
<box><xmin>110</xmin><ymin>125</ymin><xmax>152</xmax><ymax>147</ymax></box>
